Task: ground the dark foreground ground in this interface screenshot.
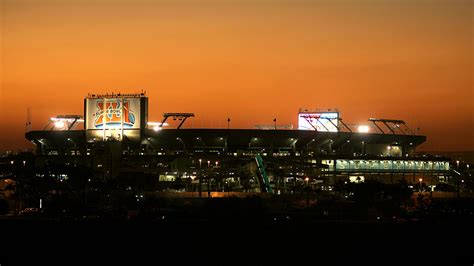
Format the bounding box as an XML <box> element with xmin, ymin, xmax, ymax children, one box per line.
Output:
<box><xmin>0</xmin><ymin>214</ymin><xmax>473</xmax><ymax>266</ymax></box>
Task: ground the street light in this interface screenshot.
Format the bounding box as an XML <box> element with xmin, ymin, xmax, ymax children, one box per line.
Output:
<box><xmin>206</xmin><ymin>160</ymin><xmax>211</xmax><ymax>197</ymax></box>
<box><xmin>456</xmin><ymin>160</ymin><xmax>460</xmax><ymax>169</ymax></box>
<box><xmin>198</xmin><ymin>159</ymin><xmax>202</xmax><ymax>197</ymax></box>
<box><xmin>419</xmin><ymin>178</ymin><xmax>423</xmax><ymax>193</ymax></box>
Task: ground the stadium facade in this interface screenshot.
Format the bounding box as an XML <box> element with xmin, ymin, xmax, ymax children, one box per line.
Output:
<box><xmin>24</xmin><ymin>93</ymin><xmax>451</xmax><ymax>193</ymax></box>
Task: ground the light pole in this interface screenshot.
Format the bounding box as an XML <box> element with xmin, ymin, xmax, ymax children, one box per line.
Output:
<box><xmin>215</xmin><ymin>161</ymin><xmax>220</xmax><ymax>193</ymax></box>
<box><xmin>199</xmin><ymin>159</ymin><xmax>202</xmax><ymax>197</ymax></box>
<box><xmin>273</xmin><ymin>118</ymin><xmax>277</xmax><ymax>130</ymax></box>
<box><xmin>455</xmin><ymin>160</ymin><xmax>460</xmax><ymax>189</ymax></box>
<box><xmin>207</xmin><ymin>160</ymin><xmax>211</xmax><ymax>197</ymax></box>
<box><xmin>227</xmin><ymin>118</ymin><xmax>230</xmax><ymax>129</ymax></box>
<box><xmin>419</xmin><ymin>178</ymin><xmax>422</xmax><ymax>193</ymax></box>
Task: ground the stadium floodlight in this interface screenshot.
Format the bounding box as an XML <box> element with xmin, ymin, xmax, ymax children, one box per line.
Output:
<box><xmin>358</xmin><ymin>125</ymin><xmax>370</xmax><ymax>133</ymax></box>
<box><xmin>147</xmin><ymin>121</ymin><xmax>169</xmax><ymax>131</ymax></box>
<box><xmin>51</xmin><ymin>117</ymin><xmax>84</xmax><ymax>123</ymax></box>
<box><xmin>49</xmin><ymin>115</ymin><xmax>83</xmax><ymax>130</ymax></box>
<box><xmin>147</xmin><ymin>122</ymin><xmax>169</xmax><ymax>126</ymax></box>
<box><xmin>54</xmin><ymin>120</ymin><xmax>65</xmax><ymax>129</ymax></box>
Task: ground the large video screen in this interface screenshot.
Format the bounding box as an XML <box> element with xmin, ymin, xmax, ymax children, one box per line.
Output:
<box><xmin>298</xmin><ymin>112</ymin><xmax>339</xmax><ymax>132</ymax></box>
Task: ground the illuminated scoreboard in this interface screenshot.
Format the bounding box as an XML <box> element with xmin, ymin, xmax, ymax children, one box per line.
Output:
<box><xmin>298</xmin><ymin>112</ymin><xmax>339</xmax><ymax>132</ymax></box>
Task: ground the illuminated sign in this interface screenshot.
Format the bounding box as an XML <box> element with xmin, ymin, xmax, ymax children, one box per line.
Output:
<box><xmin>85</xmin><ymin>96</ymin><xmax>146</xmax><ymax>142</ymax></box>
<box><xmin>298</xmin><ymin>112</ymin><xmax>339</xmax><ymax>132</ymax></box>
<box><xmin>86</xmin><ymin>98</ymin><xmax>141</xmax><ymax>130</ymax></box>
<box><xmin>93</xmin><ymin>99</ymin><xmax>136</xmax><ymax>129</ymax></box>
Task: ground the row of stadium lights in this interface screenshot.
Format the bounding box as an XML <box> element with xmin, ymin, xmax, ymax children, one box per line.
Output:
<box><xmin>50</xmin><ymin>119</ymin><xmax>168</xmax><ymax>130</ymax></box>
<box><xmin>50</xmin><ymin>117</ymin><xmax>374</xmax><ymax>134</ymax></box>
<box><xmin>148</xmin><ymin>123</ymin><xmax>373</xmax><ymax>133</ymax></box>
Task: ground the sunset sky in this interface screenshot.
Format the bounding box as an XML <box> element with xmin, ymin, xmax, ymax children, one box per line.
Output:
<box><xmin>1</xmin><ymin>0</ymin><xmax>472</xmax><ymax>151</ymax></box>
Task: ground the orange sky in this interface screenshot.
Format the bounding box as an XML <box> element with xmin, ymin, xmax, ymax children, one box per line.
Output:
<box><xmin>1</xmin><ymin>0</ymin><xmax>472</xmax><ymax>151</ymax></box>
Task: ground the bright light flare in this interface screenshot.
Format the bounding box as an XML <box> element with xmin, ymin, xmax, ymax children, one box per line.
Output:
<box><xmin>54</xmin><ymin>121</ymin><xmax>65</xmax><ymax>128</ymax></box>
<box><xmin>358</xmin><ymin>125</ymin><xmax>370</xmax><ymax>133</ymax></box>
<box><xmin>148</xmin><ymin>122</ymin><xmax>168</xmax><ymax>131</ymax></box>
<box><xmin>147</xmin><ymin>122</ymin><xmax>169</xmax><ymax>126</ymax></box>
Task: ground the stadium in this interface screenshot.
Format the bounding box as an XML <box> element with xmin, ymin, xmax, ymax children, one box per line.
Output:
<box><xmin>22</xmin><ymin>93</ymin><xmax>452</xmax><ymax>195</ymax></box>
